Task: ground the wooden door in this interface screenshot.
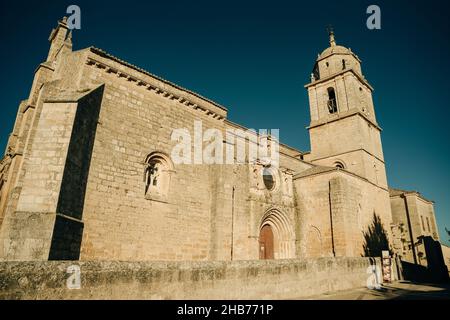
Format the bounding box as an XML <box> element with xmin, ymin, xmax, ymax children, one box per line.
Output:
<box><xmin>259</xmin><ymin>225</ymin><xmax>274</xmax><ymax>259</ymax></box>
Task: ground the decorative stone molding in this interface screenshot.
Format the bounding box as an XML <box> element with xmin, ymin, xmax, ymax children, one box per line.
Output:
<box><xmin>86</xmin><ymin>57</ymin><xmax>226</xmax><ymax>121</ymax></box>
<box><xmin>258</xmin><ymin>207</ymin><xmax>296</xmax><ymax>259</ymax></box>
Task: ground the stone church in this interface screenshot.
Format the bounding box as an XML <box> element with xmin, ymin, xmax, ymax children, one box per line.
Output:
<box><xmin>0</xmin><ymin>18</ymin><xmax>441</xmax><ymax>262</ymax></box>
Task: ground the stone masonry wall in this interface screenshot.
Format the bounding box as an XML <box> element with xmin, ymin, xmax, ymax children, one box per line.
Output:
<box><xmin>0</xmin><ymin>257</ymin><xmax>383</xmax><ymax>300</ymax></box>
<box><xmin>71</xmin><ymin>50</ymin><xmax>312</xmax><ymax>262</ymax></box>
<box><xmin>77</xmin><ymin>78</ymin><xmax>220</xmax><ymax>261</ymax></box>
<box><xmin>294</xmin><ymin>170</ymin><xmax>393</xmax><ymax>258</ymax></box>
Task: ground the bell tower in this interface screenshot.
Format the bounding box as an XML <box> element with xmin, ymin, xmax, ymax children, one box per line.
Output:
<box><xmin>305</xmin><ymin>28</ymin><xmax>387</xmax><ymax>189</ymax></box>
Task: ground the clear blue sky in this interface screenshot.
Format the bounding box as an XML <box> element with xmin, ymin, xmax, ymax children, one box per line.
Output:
<box><xmin>0</xmin><ymin>0</ymin><xmax>449</xmax><ymax>244</ymax></box>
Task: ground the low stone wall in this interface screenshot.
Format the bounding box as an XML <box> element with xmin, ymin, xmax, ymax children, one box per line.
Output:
<box><xmin>0</xmin><ymin>257</ymin><xmax>382</xmax><ymax>300</ymax></box>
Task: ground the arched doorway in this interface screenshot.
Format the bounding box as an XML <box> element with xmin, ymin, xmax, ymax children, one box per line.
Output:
<box><xmin>259</xmin><ymin>225</ymin><xmax>274</xmax><ymax>259</ymax></box>
<box><xmin>257</xmin><ymin>208</ymin><xmax>296</xmax><ymax>259</ymax></box>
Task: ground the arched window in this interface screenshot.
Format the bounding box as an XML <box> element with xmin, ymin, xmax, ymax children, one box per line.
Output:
<box><xmin>144</xmin><ymin>152</ymin><xmax>174</xmax><ymax>202</ymax></box>
<box><xmin>333</xmin><ymin>161</ymin><xmax>345</xmax><ymax>169</ymax></box>
<box><xmin>327</xmin><ymin>87</ymin><xmax>338</xmax><ymax>114</ymax></box>
<box><xmin>335</xmin><ymin>163</ymin><xmax>344</xmax><ymax>169</ymax></box>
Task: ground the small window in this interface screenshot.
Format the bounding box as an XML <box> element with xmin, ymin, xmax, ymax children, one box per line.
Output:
<box><xmin>342</xmin><ymin>59</ymin><xmax>346</xmax><ymax>70</ymax></box>
<box><xmin>334</xmin><ymin>162</ymin><xmax>345</xmax><ymax>169</ymax></box>
<box><xmin>326</xmin><ymin>61</ymin><xmax>329</xmax><ymax>67</ymax></box>
<box><xmin>426</xmin><ymin>217</ymin><xmax>431</xmax><ymax>232</ymax></box>
<box><xmin>327</xmin><ymin>87</ymin><xmax>338</xmax><ymax>114</ymax></box>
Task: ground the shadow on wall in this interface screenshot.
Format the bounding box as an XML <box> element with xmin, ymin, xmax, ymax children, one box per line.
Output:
<box><xmin>362</xmin><ymin>214</ymin><xmax>449</xmax><ymax>283</ymax></box>
<box><xmin>362</xmin><ymin>213</ymin><xmax>392</xmax><ymax>258</ymax></box>
<box><xmin>48</xmin><ymin>85</ymin><xmax>104</xmax><ymax>261</ymax></box>
<box><xmin>402</xmin><ymin>237</ymin><xmax>449</xmax><ymax>284</ymax></box>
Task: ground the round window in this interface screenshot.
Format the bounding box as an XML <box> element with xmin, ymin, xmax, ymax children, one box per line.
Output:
<box><xmin>262</xmin><ymin>167</ymin><xmax>275</xmax><ymax>191</ymax></box>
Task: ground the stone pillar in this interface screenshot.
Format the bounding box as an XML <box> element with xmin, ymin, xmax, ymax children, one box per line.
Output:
<box><xmin>0</xmin><ymin>85</ymin><xmax>104</xmax><ymax>261</ymax></box>
<box><xmin>329</xmin><ymin>176</ymin><xmax>358</xmax><ymax>257</ymax></box>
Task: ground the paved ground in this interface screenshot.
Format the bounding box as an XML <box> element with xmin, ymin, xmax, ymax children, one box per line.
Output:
<box><xmin>305</xmin><ymin>281</ymin><xmax>450</xmax><ymax>300</ymax></box>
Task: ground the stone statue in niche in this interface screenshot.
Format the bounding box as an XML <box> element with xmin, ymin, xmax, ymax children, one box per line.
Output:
<box><xmin>143</xmin><ymin>152</ymin><xmax>174</xmax><ymax>203</ymax></box>
<box><xmin>145</xmin><ymin>163</ymin><xmax>160</xmax><ymax>192</ymax></box>
<box><xmin>144</xmin><ymin>161</ymin><xmax>165</xmax><ymax>198</ymax></box>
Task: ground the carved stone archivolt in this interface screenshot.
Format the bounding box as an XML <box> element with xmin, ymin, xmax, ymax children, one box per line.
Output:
<box><xmin>258</xmin><ymin>207</ymin><xmax>296</xmax><ymax>259</ymax></box>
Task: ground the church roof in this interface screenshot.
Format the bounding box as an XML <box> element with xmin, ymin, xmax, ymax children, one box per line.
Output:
<box><xmin>318</xmin><ymin>45</ymin><xmax>352</xmax><ymax>60</ymax></box>
<box><xmin>389</xmin><ymin>188</ymin><xmax>412</xmax><ymax>196</ymax></box>
<box><xmin>293</xmin><ymin>165</ymin><xmax>337</xmax><ymax>179</ymax></box>
<box><xmin>316</xmin><ymin>29</ymin><xmax>361</xmax><ymax>62</ymax></box>
<box><xmin>389</xmin><ymin>188</ymin><xmax>434</xmax><ymax>203</ymax></box>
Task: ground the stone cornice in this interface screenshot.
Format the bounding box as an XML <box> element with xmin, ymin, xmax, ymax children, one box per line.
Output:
<box><xmin>308</xmin><ymin>109</ymin><xmax>382</xmax><ymax>131</ymax></box>
<box><xmin>309</xmin><ymin>147</ymin><xmax>385</xmax><ymax>165</ymax></box>
<box><xmin>86</xmin><ymin>47</ymin><xmax>227</xmax><ymax>121</ymax></box>
<box><xmin>21</xmin><ymin>104</ymin><xmax>35</xmax><ymax>114</ymax></box>
<box><xmin>293</xmin><ymin>166</ymin><xmax>389</xmax><ymax>192</ymax></box>
<box><xmin>34</xmin><ymin>61</ymin><xmax>55</xmax><ymax>74</ymax></box>
<box><xmin>390</xmin><ymin>191</ymin><xmax>434</xmax><ymax>204</ymax></box>
<box><xmin>305</xmin><ymin>68</ymin><xmax>373</xmax><ymax>91</ymax></box>
<box><xmin>316</xmin><ymin>50</ymin><xmax>362</xmax><ymax>63</ymax></box>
